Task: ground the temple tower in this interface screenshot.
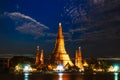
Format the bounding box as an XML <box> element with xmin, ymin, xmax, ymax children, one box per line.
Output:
<box><xmin>50</xmin><ymin>23</ymin><xmax>73</xmax><ymax>66</ymax></box>
<box><xmin>75</xmin><ymin>47</ymin><xmax>83</xmax><ymax>70</ymax></box>
<box><xmin>40</xmin><ymin>50</ymin><xmax>44</xmax><ymax>65</ymax></box>
<box><xmin>35</xmin><ymin>46</ymin><xmax>40</xmax><ymax>65</ymax></box>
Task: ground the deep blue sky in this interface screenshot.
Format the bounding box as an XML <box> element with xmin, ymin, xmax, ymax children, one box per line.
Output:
<box><xmin>0</xmin><ymin>0</ymin><xmax>120</xmax><ymax>58</ymax></box>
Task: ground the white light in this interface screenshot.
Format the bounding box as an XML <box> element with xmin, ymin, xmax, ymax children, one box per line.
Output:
<box><xmin>58</xmin><ymin>73</ymin><xmax>63</xmax><ymax>80</ymax></box>
<box><xmin>59</xmin><ymin>23</ymin><xmax>62</xmax><ymax>26</ymax></box>
<box><xmin>114</xmin><ymin>72</ymin><xmax>118</xmax><ymax>80</ymax></box>
<box><xmin>23</xmin><ymin>64</ymin><xmax>32</xmax><ymax>72</ymax></box>
<box><xmin>114</xmin><ymin>65</ymin><xmax>119</xmax><ymax>72</ymax></box>
<box><xmin>24</xmin><ymin>72</ymin><xmax>29</xmax><ymax>80</ymax></box>
<box><xmin>57</xmin><ymin>65</ymin><xmax>64</xmax><ymax>72</ymax></box>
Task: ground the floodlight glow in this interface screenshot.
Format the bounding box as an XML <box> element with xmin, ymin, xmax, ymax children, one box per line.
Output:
<box><xmin>57</xmin><ymin>65</ymin><xmax>64</xmax><ymax>72</ymax></box>
<box><xmin>24</xmin><ymin>66</ymin><xmax>29</xmax><ymax>70</ymax></box>
<box><xmin>23</xmin><ymin>64</ymin><xmax>32</xmax><ymax>72</ymax></box>
<box><xmin>114</xmin><ymin>72</ymin><xmax>118</xmax><ymax>80</ymax></box>
<box><xmin>15</xmin><ymin>64</ymin><xmax>22</xmax><ymax>72</ymax></box>
<box><xmin>114</xmin><ymin>65</ymin><xmax>119</xmax><ymax>72</ymax></box>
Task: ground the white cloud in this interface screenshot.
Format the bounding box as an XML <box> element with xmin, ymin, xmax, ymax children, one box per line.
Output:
<box><xmin>46</xmin><ymin>33</ymin><xmax>56</xmax><ymax>37</ymax></box>
<box><xmin>69</xmin><ymin>28</ymin><xmax>86</xmax><ymax>34</ymax></box>
<box><xmin>4</xmin><ymin>12</ymin><xmax>49</xmax><ymax>38</ymax></box>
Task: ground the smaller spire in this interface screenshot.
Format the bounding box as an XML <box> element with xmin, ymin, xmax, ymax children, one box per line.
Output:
<box><xmin>75</xmin><ymin>50</ymin><xmax>78</xmax><ymax>58</ymax></box>
<box><xmin>78</xmin><ymin>46</ymin><xmax>81</xmax><ymax>50</ymax></box>
<box><xmin>40</xmin><ymin>49</ymin><xmax>44</xmax><ymax>64</ymax></box>
<box><xmin>41</xmin><ymin>49</ymin><xmax>43</xmax><ymax>53</ymax></box>
<box><xmin>59</xmin><ymin>22</ymin><xmax>62</xmax><ymax>26</ymax></box>
<box><xmin>78</xmin><ymin>46</ymin><xmax>81</xmax><ymax>57</ymax></box>
<box><xmin>37</xmin><ymin>46</ymin><xmax>40</xmax><ymax>50</ymax></box>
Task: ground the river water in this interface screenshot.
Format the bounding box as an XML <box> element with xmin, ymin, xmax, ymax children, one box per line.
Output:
<box><xmin>0</xmin><ymin>72</ymin><xmax>119</xmax><ymax>80</ymax></box>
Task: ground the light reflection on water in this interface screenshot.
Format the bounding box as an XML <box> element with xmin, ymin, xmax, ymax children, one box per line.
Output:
<box><xmin>22</xmin><ymin>72</ymin><xmax>119</xmax><ymax>80</ymax></box>
<box><xmin>58</xmin><ymin>73</ymin><xmax>63</xmax><ymax>80</ymax></box>
<box><xmin>24</xmin><ymin>72</ymin><xmax>29</xmax><ymax>80</ymax></box>
<box><xmin>58</xmin><ymin>73</ymin><xmax>71</xmax><ymax>80</ymax></box>
<box><xmin>114</xmin><ymin>72</ymin><xmax>118</xmax><ymax>80</ymax></box>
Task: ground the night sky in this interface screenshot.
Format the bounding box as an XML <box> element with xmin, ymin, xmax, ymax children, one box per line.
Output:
<box><xmin>0</xmin><ymin>0</ymin><xmax>120</xmax><ymax>58</ymax></box>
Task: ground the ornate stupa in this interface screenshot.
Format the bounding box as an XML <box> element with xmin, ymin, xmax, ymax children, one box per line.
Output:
<box><xmin>35</xmin><ymin>46</ymin><xmax>40</xmax><ymax>65</ymax></box>
<box><xmin>35</xmin><ymin>46</ymin><xmax>44</xmax><ymax>66</ymax></box>
<box><xmin>49</xmin><ymin>23</ymin><xmax>73</xmax><ymax>67</ymax></box>
<box><xmin>75</xmin><ymin>47</ymin><xmax>83</xmax><ymax>70</ymax></box>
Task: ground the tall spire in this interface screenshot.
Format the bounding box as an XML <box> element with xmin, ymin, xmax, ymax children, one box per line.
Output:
<box><xmin>57</xmin><ymin>22</ymin><xmax>64</xmax><ymax>39</ymax></box>
<box><xmin>54</xmin><ymin>23</ymin><xmax>66</xmax><ymax>54</ymax></box>
<box><xmin>50</xmin><ymin>23</ymin><xmax>73</xmax><ymax>67</ymax></box>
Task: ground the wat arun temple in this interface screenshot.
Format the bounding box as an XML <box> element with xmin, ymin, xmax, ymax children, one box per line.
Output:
<box><xmin>35</xmin><ymin>23</ymin><xmax>84</xmax><ymax>71</ymax></box>
<box><xmin>12</xmin><ymin>23</ymin><xmax>114</xmax><ymax>73</ymax></box>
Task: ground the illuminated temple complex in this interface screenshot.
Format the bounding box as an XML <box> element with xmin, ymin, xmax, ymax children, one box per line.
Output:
<box><xmin>35</xmin><ymin>23</ymin><xmax>84</xmax><ymax>70</ymax></box>
<box><xmin>7</xmin><ymin>23</ymin><xmax>118</xmax><ymax>72</ymax></box>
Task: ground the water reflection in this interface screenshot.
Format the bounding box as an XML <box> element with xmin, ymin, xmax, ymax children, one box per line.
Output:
<box><xmin>58</xmin><ymin>73</ymin><xmax>63</xmax><ymax>80</ymax></box>
<box><xmin>114</xmin><ymin>72</ymin><xmax>118</xmax><ymax>80</ymax></box>
<box><xmin>22</xmin><ymin>72</ymin><xmax>118</xmax><ymax>80</ymax></box>
<box><xmin>24</xmin><ymin>72</ymin><xmax>29</xmax><ymax>80</ymax></box>
<box><xmin>58</xmin><ymin>73</ymin><xmax>71</xmax><ymax>80</ymax></box>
